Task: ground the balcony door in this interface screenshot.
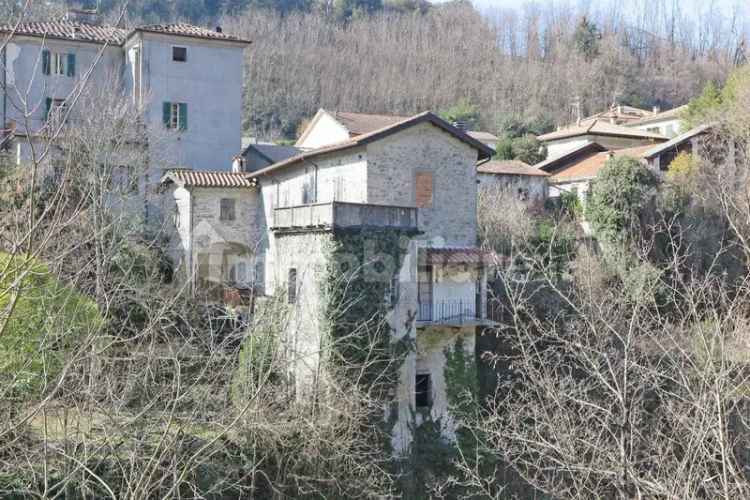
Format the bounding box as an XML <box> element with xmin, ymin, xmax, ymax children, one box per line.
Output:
<box><xmin>418</xmin><ymin>265</ymin><xmax>433</xmax><ymax>321</ymax></box>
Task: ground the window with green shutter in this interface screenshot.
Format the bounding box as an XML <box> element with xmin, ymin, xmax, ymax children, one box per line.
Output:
<box><xmin>163</xmin><ymin>102</ymin><xmax>172</xmax><ymax>128</ymax></box>
<box><xmin>178</xmin><ymin>103</ymin><xmax>187</xmax><ymax>131</ymax></box>
<box><xmin>42</xmin><ymin>50</ymin><xmax>50</xmax><ymax>75</ymax></box>
<box><xmin>44</xmin><ymin>98</ymin><xmax>52</xmax><ymax>120</ymax></box>
<box><xmin>67</xmin><ymin>53</ymin><xmax>75</xmax><ymax>77</ymax></box>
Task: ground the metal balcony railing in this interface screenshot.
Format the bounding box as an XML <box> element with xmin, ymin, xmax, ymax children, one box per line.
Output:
<box><xmin>272</xmin><ymin>201</ymin><xmax>418</xmax><ymax>232</ymax></box>
<box><xmin>417</xmin><ymin>299</ymin><xmax>482</xmax><ymax>324</ymax></box>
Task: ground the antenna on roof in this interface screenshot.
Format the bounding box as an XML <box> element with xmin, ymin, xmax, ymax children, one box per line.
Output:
<box><xmin>571</xmin><ymin>96</ymin><xmax>582</xmax><ymax>126</ymax></box>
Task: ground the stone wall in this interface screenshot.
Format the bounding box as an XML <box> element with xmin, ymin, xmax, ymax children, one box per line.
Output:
<box><xmin>366</xmin><ymin>121</ymin><xmax>478</xmax><ymax>247</ymax></box>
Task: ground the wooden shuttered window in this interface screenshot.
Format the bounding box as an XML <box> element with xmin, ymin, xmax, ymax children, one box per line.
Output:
<box><xmin>178</xmin><ymin>103</ymin><xmax>188</xmax><ymax>131</ymax></box>
<box><xmin>44</xmin><ymin>98</ymin><xmax>52</xmax><ymax>121</ymax></box>
<box><xmin>220</xmin><ymin>198</ymin><xmax>236</xmax><ymax>221</ymax></box>
<box><xmin>42</xmin><ymin>49</ymin><xmax>50</xmax><ymax>75</ymax></box>
<box><xmin>162</xmin><ymin>102</ymin><xmax>188</xmax><ymax>131</ymax></box>
<box><xmin>163</xmin><ymin>102</ymin><xmax>171</xmax><ymax>128</ymax></box>
<box><xmin>67</xmin><ymin>53</ymin><xmax>75</xmax><ymax>77</ymax></box>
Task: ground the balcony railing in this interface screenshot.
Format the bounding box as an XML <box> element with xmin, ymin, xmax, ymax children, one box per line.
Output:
<box><xmin>417</xmin><ymin>299</ymin><xmax>482</xmax><ymax>325</ymax></box>
<box><xmin>272</xmin><ymin>201</ymin><xmax>418</xmax><ymax>232</ymax></box>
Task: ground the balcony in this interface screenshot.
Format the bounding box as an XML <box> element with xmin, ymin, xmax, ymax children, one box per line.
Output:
<box><xmin>271</xmin><ymin>201</ymin><xmax>418</xmax><ymax>233</ymax></box>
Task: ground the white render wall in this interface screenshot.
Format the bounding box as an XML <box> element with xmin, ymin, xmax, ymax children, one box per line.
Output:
<box><xmin>630</xmin><ymin>117</ymin><xmax>682</xmax><ymax>138</ymax></box>
<box><xmin>129</xmin><ymin>32</ymin><xmax>245</xmax><ymax>172</ymax></box>
<box><xmin>3</xmin><ymin>38</ymin><xmax>123</xmax><ymax>134</ymax></box>
<box><xmin>295</xmin><ymin>110</ymin><xmax>350</xmax><ymax>150</ymax></box>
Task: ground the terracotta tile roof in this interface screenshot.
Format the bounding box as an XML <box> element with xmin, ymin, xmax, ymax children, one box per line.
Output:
<box><xmin>422</xmin><ymin>247</ymin><xmax>486</xmax><ymax>265</ymax></box>
<box><xmin>252</xmin><ymin>111</ymin><xmax>495</xmax><ymax>177</ymax></box>
<box><xmin>135</xmin><ymin>24</ymin><xmax>250</xmax><ymax>44</ymax></box>
<box><xmin>161</xmin><ymin>170</ymin><xmax>256</xmax><ymax>188</ymax></box>
<box><xmin>0</xmin><ymin>21</ymin><xmax>127</xmax><ymax>44</ymax></box>
<box><xmin>0</xmin><ymin>21</ymin><xmax>250</xmax><ymax>45</ymax></box>
<box><xmin>333</xmin><ymin>111</ymin><xmax>408</xmax><ymax>136</ymax></box>
<box><xmin>478</xmin><ymin>160</ymin><xmax>549</xmax><ymax>177</ymax></box>
<box><xmin>535</xmin><ymin>142</ymin><xmax>608</xmax><ymax>172</ymax></box>
<box><xmin>549</xmin><ymin>145</ymin><xmax>655</xmax><ymax>183</ymax></box>
<box><xmin>538</xmin><ymin>119</ymin><xmax>667</xmax><ymax>142</ymax></box>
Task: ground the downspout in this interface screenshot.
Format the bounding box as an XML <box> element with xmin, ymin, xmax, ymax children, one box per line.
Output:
<box><xmin>189</xmin><ymin>187</ymin><xmax>195</xmax><ymax>295</ymax></box>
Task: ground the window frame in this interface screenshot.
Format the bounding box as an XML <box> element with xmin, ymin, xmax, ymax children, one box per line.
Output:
<box><xmin>172</xmin><ymin>46</ymin><xmax>187</xmax><ymax>62</ymax></box>
<box><xmin>219</xmin><ymin>198</ymin><xmax>236</xmax><ymax>222</ymax></box>
<box><xmin>415</xmin><ymin>373</ymin><xmax>432</xmax><ymax>408</ymax></box>
<box><xmin>288</xmin><ymin>268</ymin><xmax>297</xmax><ymax>304</ymax></box>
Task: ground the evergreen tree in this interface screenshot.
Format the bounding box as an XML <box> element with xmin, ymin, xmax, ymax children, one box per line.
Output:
<box><xmin>574</xmin><ymin>16</ymin><xmax>601</xmax><ymax>61</ymax></box>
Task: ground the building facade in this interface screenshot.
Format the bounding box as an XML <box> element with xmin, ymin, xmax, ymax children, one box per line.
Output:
<box><xmin>163</xmin><ymin>112</ymin><xmax>496</xmax><ymax>453</ymax></box>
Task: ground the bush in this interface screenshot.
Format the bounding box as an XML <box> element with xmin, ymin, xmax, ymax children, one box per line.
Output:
<box><xmin>585</xmin><ymin>156</ymin><xmax>658</xmax><ymax>242</ymax></box>
<box><xmin>0</xmin><ymin>252</ymin><xmax>100</xmax><ymax>398</ymax></box>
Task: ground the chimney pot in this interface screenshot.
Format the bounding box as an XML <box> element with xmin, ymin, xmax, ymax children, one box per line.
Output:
<box><xmin>216</xmin><ymin>26</ymin><xmax>223</xmax><ymax>33</ymax></box>
<box><xmin>232</xmin><ymin>156</ymin><xmax>245</xmax><ymax>173</ymax></box>
<box><xmin>653</xmin><ymin>106</ymin><xmax>661</xmax><ymax>114</ymax></box>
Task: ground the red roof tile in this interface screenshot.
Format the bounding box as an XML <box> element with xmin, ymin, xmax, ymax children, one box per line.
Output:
<box><xmin>161</xmin><ymin>170</ymin><xmax>256</xmax><ymax>188</ymax></box>
<box><xmin>0</xmin><ymin>21</ymin><xmax>127</xmax><ymax>44</ymax></box>
<box><xmin>135</xmin><ymin>24</ymin><xmax>250</xmax><ymax>44</ymax></box>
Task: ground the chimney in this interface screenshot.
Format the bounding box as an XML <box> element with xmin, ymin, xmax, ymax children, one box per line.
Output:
<box><xmin>231</xmin><ymin>156</ymin><xmax>245</xmax><ymax>173</ymax></box>
<box><xmin>653</xmin><ymin>106</ymin><xmax>661</xmax><ymax>114</ymax></box>
<box><xmin>617</xmin><ymin>105</ymin><xmax>622</xmax><ymax>114</ymax></box>
<box><xmin>216</xmin><ymin>26</ymin><xmax>223</xmax><ymax>33</ymax></box>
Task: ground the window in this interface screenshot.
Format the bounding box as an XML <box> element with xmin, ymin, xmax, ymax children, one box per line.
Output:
<box><xmin>42</xmin><ymin>50</ymin><xmax>75</xmax><ymax>77</ymax></box>
<box><xmin>288</xmin><ymin>268</ymin><xmax>297</xmax><ymax>304</ymax></box>
<box><xmin>415</xmin><ymin>172</ymin><xmax>433</xmax><ymax>208</ymax></box>
<box><xmin>229</xmin><ymin>262</ymin><xmax>247</xmax><ymax>285</ymax></box>
<box><xmin>163</xmin><ymin>102</ymin><xmax>188</xmax><ymax>131</ymax></box>
<box><xmin>415</xmin><ymin>374</ymin><xmax>431</xmax><ymax>408</ymax></box>
<box><xmin>220</xmin><ymin>198</ymin><xmax>236</xmax><ymax>221</ymax></box>
<box><xmin>172</xmin><ymin>46</ymin><xmax>187</xmax><ymax>62</ymax></box>
<box><xmin>387</xmin><ymin>275</ymin><xmax>399</xmax><ymax>308</ymax></box>
<box><xmin>417</xmin><ymin>265</ymin><xmax>433</xmax><ymax>321</ymax></box>
<box><xmin>45</xmin><ymin>98</ymin><xmax>67</xmax><ymax>124</ymax></box>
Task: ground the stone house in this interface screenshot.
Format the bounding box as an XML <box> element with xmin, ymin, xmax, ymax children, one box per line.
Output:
<box><xmin>477</xmin><ymin>159</ymin><xmax>549</xmax><ymax>206</ymax></box>
<box><xmin>0</xmin><ymin>17</ymin><xmax>249</xmax><ymax>220</ymax></box>
<box><xmin>162</xmin><ymin>111</ymin><xmax>496</xmax><ymax>453</ymax></box>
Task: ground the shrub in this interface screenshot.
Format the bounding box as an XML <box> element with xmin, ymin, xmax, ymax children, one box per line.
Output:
<box><xmin>585</xmin><ymin>156</ymin><xmax>658</xmax><ymax>242</ymax></box>
<box><xmin>0</xmin><ymin>252</ymin><xmax>100</xmax><ymax>398</ymax></box>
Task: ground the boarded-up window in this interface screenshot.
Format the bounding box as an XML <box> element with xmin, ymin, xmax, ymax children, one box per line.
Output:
<box><xmin>415</xmin><ymin>172</ymin><xmax>433</xmax><ymax>208</ymax></box>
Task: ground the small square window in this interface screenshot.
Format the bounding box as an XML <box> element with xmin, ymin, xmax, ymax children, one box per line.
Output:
<box><xmin>415</xmin><ymin>374</ymin><xmax>431</xmax><ymax>408</ymax></box>
<box><xmin>220</xmin><ymin>198</ymin><xmax>236</xmax><ymax>221</ymax></box>
<box><xmin>172</xmin><ymin>46</ymin><xmax>187</xmax><ymax>62</ymax></box>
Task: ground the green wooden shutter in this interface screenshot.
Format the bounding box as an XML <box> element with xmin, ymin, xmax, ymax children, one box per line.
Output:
<box><xmin>44</xmin><ymin>98</ymin><xmax>52</xmax><ymax>121</ymax></box>
<box><xmin>178</xmin><ymin>103</ymin><xmax>187</xmax><ymax>131</ymax></box>
<box><xmin>67</xmin><ymin>53</ymin><xmax>75</xmax><ymax>77</ymax></box>
<box><xmin>163</xmin><ymin>102</ymin><xmax>171</xmax><ymax>128</ymax></box>
<box><xmin>42</xmin><ymin>50</ymin><xmax>50</xmax><ymax>75</ymax></box>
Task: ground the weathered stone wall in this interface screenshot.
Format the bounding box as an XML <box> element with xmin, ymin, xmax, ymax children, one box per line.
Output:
<box><xmin>366</xmin><ymin>121</ymin><xmax>478</xmax><ymax>247</ymax></box>
<box><xmin>478</xmin><ymin>173</ymin><xmax>548</xmax><ymax>205</ymax></box>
